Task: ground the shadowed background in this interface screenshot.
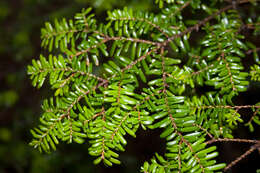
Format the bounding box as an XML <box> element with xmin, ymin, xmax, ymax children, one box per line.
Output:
<box><xmin>0</xmin><ymin>0</ymin><xmax>259</xmax><ymax>172</ymax></box>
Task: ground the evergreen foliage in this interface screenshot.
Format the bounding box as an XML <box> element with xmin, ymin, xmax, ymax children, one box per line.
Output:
<box><xmin>28</xmin><ymin>0</ymin><xmax>260</xmax><ymax>172</ymax></box>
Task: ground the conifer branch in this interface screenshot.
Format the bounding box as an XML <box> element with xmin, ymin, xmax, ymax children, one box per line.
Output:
<box><xmin>28</xmin><ymin>0</ymin><xmax>260</xmax><ymax>171</ymax></box>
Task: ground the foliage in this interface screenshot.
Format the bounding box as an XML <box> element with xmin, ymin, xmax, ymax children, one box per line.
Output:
<box><xmin>28</xmin><ymin>0</ymin><xmax>260</xmax><ymax>172</ymax></box>
<box><xmin>0</xmin><ymin>0</ymin><xmax>153</xmax><ymax>172</ymax></box>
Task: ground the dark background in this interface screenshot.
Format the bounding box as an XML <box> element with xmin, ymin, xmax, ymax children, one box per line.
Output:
<box><xmin>0</xmin><ymin>0</ymin><xmax>259</xmax><ymax>172</ymax></box>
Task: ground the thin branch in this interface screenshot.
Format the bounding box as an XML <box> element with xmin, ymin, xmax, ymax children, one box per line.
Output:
<box><xmin>224</xmin><ymin>145</ymin><xmax>258</xmax><ymax>171</ymax></box>
<box><xmin>164</xmin><ymin>5</ymin><xmax>233</xmax><ymax>45</ymax></box>
<box><xmin>70</xmin><ymin>38</ymin><xmax>109</xmax><ymax>60</ymax></box>
<box><xmin>101</xmin><ymin>106</ymin><xmax>106</xmax><ymax>160</ymax></box>
<box><xmin>42</xmin><ymin>28</ymin><xmax>84</xmax><ymax>39</ymax></box>
<box><xmin>70</xmin><ymin>36</ymin><xmax>159</xmax><ymax>59</ymax></box>
<box><xmin>133</xmin><ymin>89</ymin><xmax>163</xmax><ymax>123</ymax></box>
<box><xmin>111</xmin><ymin>113</ymin><xmax>129</xmax><ymax>140</ymax></box>
<box><xmin>246</xmin><ymin>48</ymin><xmax>260</xmax><ymax>55</ymax></box>
<box><xmin>246</xmin><ymin>108</ymin><xmax>260</xmax><ymax>125</ymax></box>
<box><xmin>67</xmin><ymin>112</ymin><xmax>73</xmax><ymax>143</ymax></box>
<box><xmin>83</xmin><ymin>108</ymin><xmax>105</xmax><ymax>125</ymax></box>
<box><xmin>120</xmin><ymin>46</ymin><xmax>160</xmax><ymax>72</ymax></box>
<box><xmin>206</xmin><ymin>138</ymin><xmax>259</xmax><ymax>145</ymax></box>
<box><xmin>178</xmin><ymin>141</ymin><xmax>182</xmax><ymax>173</ymax></box>
<box><xmin>243</xmin><ymin>23</ymin><xmax>260</xmax><ymax>30</ymax></box>
<box><xmin>34</xmin><ymin>66</ymin><xmax>107</xmax><ymax>83</ymax></box>
<box><xmin>194</xmin><ymin>105</ymin><xmax>260</xmax><ymax>110</ymax></box>
<box><xmin>221</xmin><ymin>52</ymin><xmax>237</xmax><ymax>91</ymax></box>
<box><xmin>59</xmin><ymin>80</ymin><xmax>108</xmax><ymax>120</ymax></box>
<box><xmin>169</xmin><ymin>0</ymin><xmax>191</xmax><ymax>18</ymax></box>
<box><xmin>206</xmin><ymin>137</ymin><xmax>260</xmax><ymax>171</ymax></box>
<box><xmin>166</xmin><ymin>64</ymin><xmax>214</xmax><ymax>82</ymax></box>
<box><xmin>193</xmin><ymin>123</ymin><xmax>214</xmax><ymax>139</ymax></box>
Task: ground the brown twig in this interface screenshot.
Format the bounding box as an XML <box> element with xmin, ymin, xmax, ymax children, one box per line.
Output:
<box><xmin>169</xmin><ymin>0</ymin><xmax>191</xmax><ymax>18</ymax></box>
<box><xmin>193</xmin><ymin>123</ymin><xmax>214</xmax><ymax>139</ymax></box>
<box><xmin>206</xmin><ymin>138</ymin><xmax>259</xmax><ymax>145</ymax></box>
<box><xmin>194</xmin><ymin>105</ymin><xmax>260</xmax><ymax>110</ymax></box>
<box><xmin>224</xmin><ymin>145</ymin><xmax>258</xmax><ymax>171</ymax></box>
<box><xmin>246</xmin><ymin>48</ymin><xmax>260</xmax><ymax>55</ymax></box>
<box><xmin>164</xmin><ymin>5</ymin><xmax>233</xmax><ymax>45</ymax></box>
<box><xmin>206</xmin><ymin>138</ymin><xmax>260</xmax><ymax>171</ymax></box>
<box><xmin>247</xmin><ymin>108</ymin><xmax>260</xmax><ymax>125</ymax></box>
